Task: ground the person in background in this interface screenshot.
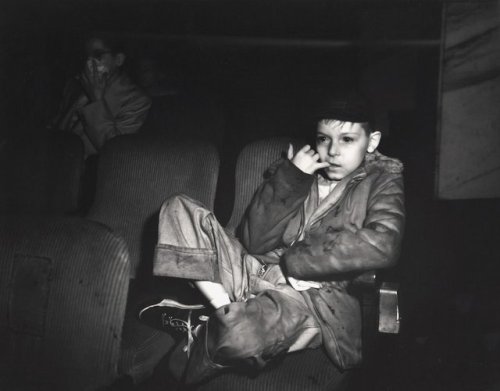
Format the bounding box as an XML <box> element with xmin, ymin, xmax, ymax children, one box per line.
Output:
<box><xmin>51</xmin><ymin>34</ymin><xmax>151</xmax><ymax>158</ymax></box>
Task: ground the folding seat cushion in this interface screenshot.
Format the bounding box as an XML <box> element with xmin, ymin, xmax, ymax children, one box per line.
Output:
<box><xmin>0</xmin><ymin>215</ymin><xmax>130</xmax><ymax>390</ymax></box>
<box><xmin>0</xmin><ymin>131</ymin><xmax>84</xmax><ymax>215</ymax></box>
<box><xmin>198</xmin><ymin>349</ymin><xmax>350</xmax><ymax>391</ymax></box>
<box><xmin>86</xmin><ymin>134</ymin><xmax>220</xmax><ymax>383</ymax></box>
<box><xmin>199</xmin><ymin>137</ymin><xmax>352</xmax><ymax>391</ymax></box>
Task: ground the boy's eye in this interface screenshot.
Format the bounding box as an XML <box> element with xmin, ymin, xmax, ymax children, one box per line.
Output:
<box><xmin>342</xmin><ymin>136</ymin><xmax>354</xmax><ymax>143</ymax></box>
<box><xmin>316</xmin><ymin>136</ymin><xmax>328</xmax><ymax>144</ymax></box>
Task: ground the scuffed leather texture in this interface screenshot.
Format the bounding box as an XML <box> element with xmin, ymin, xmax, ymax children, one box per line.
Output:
<box><xmin>211</xmin><ymin>289</ymin><xmax>317</xmax><ymax>367</ymax></box>
<box><xmin>240</xmin><ymin>149</ymin><xmax>405</xmax><ymax>369</ymax></box>
<box><xmin>226</xmin><ymin>137</ymin><xmax>305</xmax><ymax>235</ymax></box>
<box><xmin>240</xmin><ymin>159</ymin><xmax>314</xmax><ymax>255</ymax></box>
<box><xmin>175</xmin><ymin>288</ymin><xmax>320</xmax><ymax>385</ymax></box>
<box><xmin>285</xmin><ymin>166</ymin><xmax>405</xmax><ymax>277</ymax></box>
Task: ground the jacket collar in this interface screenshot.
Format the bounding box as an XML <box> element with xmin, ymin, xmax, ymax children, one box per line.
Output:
<box><xmin>363</xmin><ymin>150</ymin><xmax>404</xmax><ymax>175</ymax></box>
<box><xmin>306</xmin><ymin>150</ymin><xmax>403</xmax><ymax>227</ymax></box>
<box><xmin>335</xmin><ymin>149</ymin><xmax>404</xmax><ymax>184</ymax></box>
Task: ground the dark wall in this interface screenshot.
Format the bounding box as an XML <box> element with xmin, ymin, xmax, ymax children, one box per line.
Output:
<box><xmin>0</xmin><ymin>1</ymin><xmax>440</xmax><ymax>138</ymax></box>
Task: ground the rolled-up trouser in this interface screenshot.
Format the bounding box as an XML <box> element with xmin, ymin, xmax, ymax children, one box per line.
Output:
<box><xmin>153</xmin><ymin>194</ymin><xmax>322</xmax><ymax>368</ymax></box>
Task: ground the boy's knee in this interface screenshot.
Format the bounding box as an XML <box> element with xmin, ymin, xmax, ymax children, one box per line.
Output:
<box><xmin>162</xmin><ymin>193</ymin><xmax>190</xmax><ymax>209</ymax></box>
<box><xmin>207</xmin><ymin>292</ymin><xmax>308</xmax><ymax>362</ymax></box>
<box><xmin>160</xmin><ymin>193</ymin><xmax>207</xmax><ymax>219</ymax></box>
<box><xmin>206</xmin><ymin>301</ymin><xmax>290</xmax><ymax>368</ymax></box>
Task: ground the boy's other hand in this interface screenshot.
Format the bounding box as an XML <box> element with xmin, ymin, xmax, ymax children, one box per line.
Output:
<box><xmin>287</xmin><ymin>276</ymin><xmax>323</xmax><ymax>291</ymax></box>
<box><xmin>288</xmin><ymin>144</ymin><xmax>330</xmax><ymax>175</ymax></box>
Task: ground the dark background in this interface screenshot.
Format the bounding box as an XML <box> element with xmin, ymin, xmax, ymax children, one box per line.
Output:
<box><xmin>1</xmin><ymin>1</ymin><xmax>499</xmax><ymax>389</ymax></box>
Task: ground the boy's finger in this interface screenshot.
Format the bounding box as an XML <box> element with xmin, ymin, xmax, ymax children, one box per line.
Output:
<box><xmin>315</xmin><ymin>162</ymin><xmax>331</xmax><ymax>169</ymax></box>
<box><xmin>299</xmin><ymin>144</ymin><xmax>311</xmax><ymax>153</ymax></box>
<box><xmin>287</xmin><ymin>144</ymin><xmax>294</xmax><ymax>160</ymax></box>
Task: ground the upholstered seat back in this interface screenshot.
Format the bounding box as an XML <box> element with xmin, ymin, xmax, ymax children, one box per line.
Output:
<box><xmin>87</xmin><ymin>134</ymin><xmax>220</xmax><ymax>278</ymax></box>
<box><xmin>0</xmin><ymin>215</ymin><xmax>130</xmax><ymax>390</ymax></box>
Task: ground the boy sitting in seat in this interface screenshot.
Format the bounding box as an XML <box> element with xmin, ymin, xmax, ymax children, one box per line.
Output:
<box><xmin>140</xmin><ymin>92</ymin><xmax>405</xmax><ymax>384</ymax></box>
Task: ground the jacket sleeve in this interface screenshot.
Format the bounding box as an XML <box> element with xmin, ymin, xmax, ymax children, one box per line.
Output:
<box><xmin>50</xmin><ymin>78</ymin><xmax>88</xmax><ymax>131</ymax></box>
<box><xmin>240</xmin><ymin>159</ymin><xmax>314</xmax><ymax>255</ymax></box>
<box><xmin>284</xmin><ymin>173</ymin><xmax>405</xmax><ymax>280</ymax></box>
<box><xmin>79</xmin><ymin>91</ymin><xmax>151</xmax><ymax>149</ymax></box>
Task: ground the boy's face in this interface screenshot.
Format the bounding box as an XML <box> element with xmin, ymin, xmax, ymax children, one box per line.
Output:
<box><xmin>315</xmin><ymin>120</ymin><xmax>381</xmax><ymax>181</ymax></box>
<box><xmin>85</xmin><ymin>38</ymin><xmax>123</xmax><ymax>76</ymax></box>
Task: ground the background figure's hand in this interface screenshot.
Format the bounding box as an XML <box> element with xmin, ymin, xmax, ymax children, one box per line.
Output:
<box><xmin>287</xmin><ymin>276</ymin><xmax>323</xmax><ymax>291</ymax></box>
<box><xmin>287</xmin><ymin>144</ymin><xmax>330</xmax><ymax>175</ymax></box>
<box><xmin>55</xmin><ymin>93</ymin><xmax>89</xmax><ymax>130</ymax></box>
<box><xmin>74</xmin><ymin>93</ymin><xmax>89</xmax><ymax>109</ymax></box>
<box><xmin>79</xmin><ymin>59</ymin><xmax>108</xmax><ymax>102</ymax></box>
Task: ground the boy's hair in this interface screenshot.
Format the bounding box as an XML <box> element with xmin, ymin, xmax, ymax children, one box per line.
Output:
<box><xmin>318</xmin><ymin>119</ymin><xmax>372</xmax><ymax>136</ymax></box>
<box><xmin>84</xmin><ymin>32</ymin><xmax>127</xmax><ymax>55</ymax></box>
<box><xmin>313</xmin><ymin>90</ymin><xmax>375</xmax><ymax>135</ymax></box>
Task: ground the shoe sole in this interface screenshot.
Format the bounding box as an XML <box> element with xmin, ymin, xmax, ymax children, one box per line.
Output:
<box><xmin>139</xmin><ymin>298</ymin><xmax>205</xmax><ymax>319</ymax></box>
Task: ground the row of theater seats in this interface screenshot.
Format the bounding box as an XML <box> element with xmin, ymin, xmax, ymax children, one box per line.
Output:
<box><xmin>0</xmin><ymin>132</ymin><xmax>391</xmax><ymax>390</ymax></box>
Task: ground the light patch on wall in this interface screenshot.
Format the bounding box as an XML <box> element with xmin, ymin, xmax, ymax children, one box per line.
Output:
<box><xmin>437</xmin><ymin>2</ymin><xmax>500</xmax><ymax>199</ymax></box>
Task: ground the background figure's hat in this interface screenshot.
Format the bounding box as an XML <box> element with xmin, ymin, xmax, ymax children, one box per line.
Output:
<box><xmin>312</xmin><ymin>89</ymin><xmax>375</xmax><ymax>126</ymax></box>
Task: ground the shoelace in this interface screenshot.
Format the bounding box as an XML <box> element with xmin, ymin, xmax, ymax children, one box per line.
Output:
<box><xmin>162</xmin><ymin>310</ymin><xmax>208</xmax><ymax>358</ymax></box>
<box><xmin>185</xmin><ymin>310</ymin><xmax>195</xmax><ymax>358</ymax></box>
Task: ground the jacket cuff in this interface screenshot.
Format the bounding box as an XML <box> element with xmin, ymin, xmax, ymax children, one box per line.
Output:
<box><xmin>274</xmin><ymin>159</ymin><xmax>314</xmax><ymax>196</ymax></box>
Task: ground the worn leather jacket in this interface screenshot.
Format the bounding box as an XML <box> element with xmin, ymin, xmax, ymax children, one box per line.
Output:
<box><xmin>240</xmin><ymin>150</ymin><xmax>405</xmax><ymax>369</ymax></box>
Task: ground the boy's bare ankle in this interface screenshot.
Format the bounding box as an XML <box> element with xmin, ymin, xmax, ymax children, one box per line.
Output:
<box><xmin>194</xmin><ymin>280</ymin><xmax>231</xmax><ymax>308</ymax></box>
<box><xmin>209</xmin><ymin>296</ymin><xmax>231</xmax><ymax>309</ymax></box>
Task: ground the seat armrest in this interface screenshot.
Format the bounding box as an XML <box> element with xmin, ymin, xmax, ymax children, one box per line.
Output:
<box><xmin>351</xmin><ymin>271</ymin><xmax>401</xmax><ymax>334</ymax></box>
<box><xmin>378</xmin><ymin>282</ymin><xmax>400</xmax><ymax>334</ymax></box>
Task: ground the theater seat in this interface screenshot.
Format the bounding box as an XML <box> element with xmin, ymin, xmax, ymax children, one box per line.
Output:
<box><xmin>199</xmin><ymin>137</ymin><xmax>399</xmax><ymax>391</ymax></box>
<box><xmin>199</xmin><ymin>348</ymin><xmax>350</xmax><ymax>391</ymax></box>
<box><xmin>0</xmin><ymin>215</ymin><xmax>130</xmax><ymax>390</ymax></box>
<box><xmin>0</xmin><ymin>131</ymin><xmax>84</xmax><ymax>215</ymax></box>
<box><xmin>86</xmin><ymin>134</ymin><xmax>220</xmax><ymax>383</ymax></box>
<box><xmin>87</xmin><ymin>134</ymin><xmax>220</xmax><ymax>279</ymax></box>
<box><xmin>200</xmin><ymin>137</ymin><xmax>349</xmax><ymax>390</ymax></box>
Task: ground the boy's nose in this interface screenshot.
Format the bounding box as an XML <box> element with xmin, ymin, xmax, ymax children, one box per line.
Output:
<box><xmin>328</xmin><ymin>143</ymin><xmax>339</xmax><ymax>156</ymax></box>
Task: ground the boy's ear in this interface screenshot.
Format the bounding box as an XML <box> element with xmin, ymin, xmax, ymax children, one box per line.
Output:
<box><xmin>367</xmin><ymin>131</ymin><xmax>381</xmax><ymax>153</ymax></box>
<box><xmin>115</xmin><ymin>53</ymin><xmax>126</xmax><ymax>67</ymax></box>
